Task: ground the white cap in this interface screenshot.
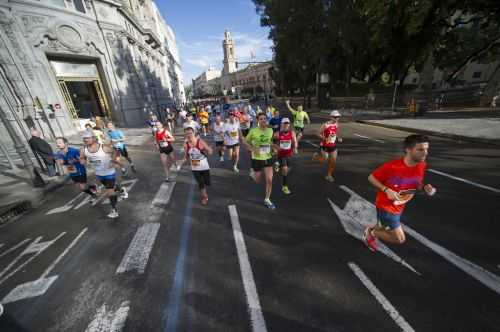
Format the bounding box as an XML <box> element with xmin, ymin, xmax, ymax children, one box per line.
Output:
<box><xmin>330</xmin><ymin>110</ymin><xmax>341</xmax><ymax>117</ymax></box>
<box><xmin>82</xmin><ymin>129</ymin><xmax>94</xmax><ymax>139</ymax></box>
<box><xmin>281</xmin><ymin>117</ymin><xmax>291</xmax><ymax>124</ymax></box>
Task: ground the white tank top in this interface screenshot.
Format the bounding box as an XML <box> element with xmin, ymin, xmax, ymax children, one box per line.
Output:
<box><xmin>85</xmin><ymin>144</ymin><xmax>115</xmax><ymax>177</ymax></box>
<box><xmin>224</xmin><ymin>121</ymin><xmax>240</xmax><ymax>146</ymax></box>
<box><xmin>186</xmin><ymin>140</ymin><xmax>210</xmax><ymax>171</ymax></box>
<box><xmin>213</xmin><ymin>122</ymin><xmax>225</xmax><ymax>142</ymax></box>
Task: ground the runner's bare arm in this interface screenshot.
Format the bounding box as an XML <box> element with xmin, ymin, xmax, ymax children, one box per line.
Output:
<box><xmin>292</xmin><ymin>131</ymin><xmax>298</xmax><ymax>149</ymax></box>
<box><xmin>305</xmin><ymin>112</ymin><xmax>310</xmax><ymax>125</ymax></box>
<box><xmin>318</xmin><ymin>124</ymin><xmax>325</xmax><ymax>139</ymax></box>
<box><xmin>368</xmin><ymin>174</ymin><xmax>400</xmax><ymax>201</ymax></box>
<box><xmin>79</xmin><ymin>148</ymin><xmax>87</xmax><ymax>165</ymax></box>
<box><xmin>200</xmin><ymin>140</ymin><xmax>213</xmax><ymax>155</ymax></box>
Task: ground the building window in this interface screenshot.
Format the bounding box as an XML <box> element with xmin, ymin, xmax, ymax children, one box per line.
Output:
<box><xmin>73</xmin><ymin>0</ymin><xmax>86</xmax><ymax>13</ymax></box>
<box><xmin>472</xmin><ymin>71</ymin><xmax>482</xmax><ymax>79</ymax></box>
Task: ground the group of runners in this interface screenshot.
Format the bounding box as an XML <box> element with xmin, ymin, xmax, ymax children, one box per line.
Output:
<box><xmin>56</xmin><ymin>101</ymin><xmax>436</xmax><ymax>256</ymax></box>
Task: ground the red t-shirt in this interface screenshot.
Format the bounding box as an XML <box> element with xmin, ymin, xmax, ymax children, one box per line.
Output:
<box><xmin>155</xmin><ymin>129</ymin><xmax>172</xmax><ymax>147</ymax></box>
<box><xmin>372</xmin><ymin>158</ymin><xmax>426</xmax><ymax>214</ymax></box>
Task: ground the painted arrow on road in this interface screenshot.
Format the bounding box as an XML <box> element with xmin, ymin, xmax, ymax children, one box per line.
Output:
<box><xmin>328</xmin><ymin>198</ymin><xmax>421</xmax><ymax>275</ymax></box>
<box><xmin>334</xmin><ymin>185</ymin><xmax>500</xmax><ymax>295</ymax></box>
<box><xmin>84</xmin><ymin>301</ymin><xmax>130</xmax><ymax>332</ymax></box>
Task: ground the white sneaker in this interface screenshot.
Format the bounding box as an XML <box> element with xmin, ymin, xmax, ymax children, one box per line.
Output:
<box><xmin>325</xmin><ymin>175</ymin><xmax>335</xmax><ymax>182</ymax></box>
<box><xmin>89</xmin><ymin>196</ymin><xmax>97</xmax><ymax>205</ymax></box>
<box><xmin>219</xmin><ymin>156</ymin><xmax>224</xmax><ymax>162</ymax></box>
<box><xmin>249</xmin><ymin>169</ymin><xmax>256</xmax><ymax>181</ymax></box>
<box><xmin>119</xmin><ymin>187</ymin><xmax>128</xmax><ymax>199</ymax></box>
<box><xmin>233</xmin><ymin>165</ymin><xmax>239</xmax><ymax>173</ymax></box>
<box><xmin>107</xmin><ymin>209</ymin><xmax>119</xmax><ymax>218</ymax></box>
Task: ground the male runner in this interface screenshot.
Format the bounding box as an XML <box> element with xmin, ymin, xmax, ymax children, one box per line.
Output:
<box><xmin>183</xmin><ymin>126</ymin><xmax>213</xmax><ymax>205</ymax></box>
<box><xmin>223</xmin><ymin>111</ymin><xmax>242</xmax><ymax>173</ymax></box>
<box><xmin>239</xmin><ymin>108</ymin><xmax>252</xmax><ymax>137</ymax></box>
<box><xmin>80</xmin><ymin>131</ymin><xmax>127</xmax><ymax>218</ymax></box>
<box><xmin>55</xmin><ymin>137</ymin><xmax>98</xmax><ymax>202</ymax></box>
<box><xmin>106</xmin><ymin>122</ymin><xmax>135</xmax><ymax>174</ymax></box>
<box><xmin>313</xmin><ymin>110</ymin><xmax>342</xmax><ymax>182</ymax></box>
<box><xmin>212</xmin><ymin>115</ymin><xmax>226</xmax><ymax>162</ymax></box>
<box><xmin>244</xmin><ymin>112</ymin><xmax>276</xmax><ymax>209</ymax></box>
<box><xmin>183</xmin><ymin>113</ymin><xmax>200</xmax><ymax>134</ymax></box>
<box><xmin>268</xmin><ymin>109</ymin><xmax>283</xmax><ymax>134</ymax></box>
<box><xmin>272</xmin><ymin>118</ymin><xmax>297</xmax><ymax>195</ymax></box>
<box><xmin>154</xmin><ymin>121</ymin><xmax>176</xmax><ymax>182</ymax></box>
<box><xmin>363</xmin><ymin>134</ymin><xmax>436</xmax><ymax>251</ymax></box>
<box><xmin>286</xmin><ymin>100</ymin><xmax>310</xmax><ymax>153</ymax></box>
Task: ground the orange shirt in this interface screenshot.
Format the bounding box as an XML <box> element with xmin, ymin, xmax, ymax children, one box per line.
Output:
<box><xmin>372</xmin><ymin>158</ymin><xmax>426</xmax><ymax>214</ymax></box>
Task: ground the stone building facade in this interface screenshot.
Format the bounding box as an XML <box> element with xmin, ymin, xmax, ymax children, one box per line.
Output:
<box><xmin>192</xmin><ymin>30</ymin><xmax>274</xmax><ymax>98</ymax></box>
<box><xmin>0</xmin><ymin>0</ymin><xmax>185</xmax><ymax>151</ymax></box>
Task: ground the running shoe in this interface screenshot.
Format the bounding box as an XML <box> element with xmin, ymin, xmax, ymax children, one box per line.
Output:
<box><xmin>273</xmin><ymin>162</ymin><xmax>280</xmax><ymax>173</ymax></box>
<box><xmin>282</xmin><ymin>186</ymin><xmax>291</xmax><ymax>195</ymax></box>
<box><xmin>264</xmin><ymin>199</ymin><xmax>276</xmax><ymax>210</ymax></box>
<box><xmin>119</xmin><ymin>187</ymin><xmax>128</xmax><ymax>199</ymax></box>
<box><xmin>201</xmin><ymin>197</ymin><xmax>209</xmax><ymax>205</ymax></box>
<box><xmin>164</xmin><ymin>177</ymin><xmax>171</xmax><ymax>182</ymax></box>
<box><xmin>130</xmin><ymin>163</ymin><xmax>137</xmax><ymax>172</ymax></box>
<box><xmin>363</xmin><ymin>226</ymin><xmax>378</xmax><ymax>252</ymax></box>
<box><xmin>219</xmin><ymin>156</ymin><xmax>224</xmax><ymax>162</ymax></box>
<box><xmin>233</xmin><ymin>165</ymin><xmax>239</xmax><ymax>173</ymax></box>
<box><xmin>249</xmin><ymin>169</ymin><xmax>256</xmax><ymax>181</ymax></box>
<box><xmin>107</xmin><ymin>209</ymin><xmax>119</xmax><ymax>218</ymax></box>
<box><xmin>89</xmin><ymin>185</ymin><xmax>98</xmax><ymax>195</ymax></box>
<box><xmin>89</xmin><ymin>195</ymin><xmax>97</xmax><ymax>205</ymax></box>
<box><xmin>325</xmin><ymin>175</ymin><xmax>335</xmax><ymax>182</ymax></box>
<box><xmin>121</xmin><ymin>168</ymin><xmax>128</xmax><ymax>176</ymax></box>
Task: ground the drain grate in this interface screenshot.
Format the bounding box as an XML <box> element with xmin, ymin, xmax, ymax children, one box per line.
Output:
<box><xmin>0</xmin><ymin>201</ymin><xmax>31</xmax><ymax>225</ymax></box>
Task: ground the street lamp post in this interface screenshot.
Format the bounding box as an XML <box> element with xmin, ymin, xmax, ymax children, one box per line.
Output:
<box><xmin>391</xmin><ymin>80</ymin><xmax>400</xmax><ymax>112</ymax></box>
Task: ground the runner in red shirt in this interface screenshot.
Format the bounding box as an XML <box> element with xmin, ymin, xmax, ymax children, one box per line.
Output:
<box><xmin>363</xmin><ymin>134</ymin><xmax>437</xmax><ymax>252</ymax></box>
<box><xmin>272</xmin><ymin>118</ymin><xmax>297</xmax><ymax>195</ymax></box>
<box><xmin>313</xmin><ymin>110</ymin><xmax>342</xmax><ymax>182</ymax></box>
<box><xmin>154</xmin><ymin>121</ymin><xmax>176</xmax><ymax>182</ymax></box>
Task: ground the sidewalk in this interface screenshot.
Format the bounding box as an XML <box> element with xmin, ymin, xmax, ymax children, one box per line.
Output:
<box><xmin>357</xmin><ymin>109</ymin><xmax>500</xmax><ymax>145</ymax></box>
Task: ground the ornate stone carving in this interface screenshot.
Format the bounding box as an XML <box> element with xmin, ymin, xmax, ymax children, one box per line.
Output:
<box><xmin>20</xmin><ymin>15</ymin><xmax>47</xmax><ymax>37</ymax></box>
<box><xmin>56</xmin><ymin>23</ymin><xmax>85</xmax><ymax>51</ymax></box>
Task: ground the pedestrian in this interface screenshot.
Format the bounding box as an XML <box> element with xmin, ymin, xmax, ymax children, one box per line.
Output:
<box><xmin>28</xmin><ymin>128</ymin><xmax>57</xmax><ymax>177</ymax></box>
<box><xmin>363</xmin><ymin>134</ymin><xmax>437</xmax><ymax>251</ymax></box>
<box><xmin>182</xmin><ymin>126</ymin><xmax>213</xmax><ymax>205</ymax></box>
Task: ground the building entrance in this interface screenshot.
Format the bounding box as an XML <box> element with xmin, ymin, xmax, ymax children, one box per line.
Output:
<box><xmin>50</xmin><ymin>59</ymin><xmax>111</xmax><ymax>128</ymax></box>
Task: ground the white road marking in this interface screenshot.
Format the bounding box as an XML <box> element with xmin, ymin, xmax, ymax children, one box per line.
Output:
<box><xmin>340</xmin><ymin>185</ymin><xmax>500</xmax><ymax>295</ymax></box>
<box><xmin>228</xmin><ymin>205</ymin><xmax>268</xmax><ymax>332</ymax></box>
<box><xmin>152</xmin><ymin>182</ymin><xmax>176</xmax><ymax>206</ymax></box>
<box><xmin>116</xmin><ymin>223</ymin><xmax>160</xmax><ymax>274</ymax></box>
<box><xmin>2</xmin><ymin>276</ymin><xmax>58</xmax><ymax>304</ymax></box>
<box><xmin>428</xmin><ymin>169</ymin><xmax>500</xmax><ymax>194</ymax></box>
<box><xmin>2</xmin><ymin>229</ymin><xmax>87</xmax><ymax>304</ymax></box>
<box><xmin>304</xmin><ymin>140</ymin><xmax>319</xmax><ymax>148</ymax></box>
<box><xmin>0</xmin><ymin>238</ymin><xmax>31</xmax><ymax>258</ymax></box>
<box><xmin>84</xmin><ymin>301</ymin><xmax>130</xmax><ymax>332</ymax></box>
<box><xmin>353</xmin><ymin>133</ymin><xmax>385</xmax><ymax>143</ymax></box>
<box><xmin>348</xmin><ymin>262</ymin><xmax>415</xmax><ymax>332</ymax></box>
<box><xmin>328</xmin><ymin>198</ymin><xmax>420</xmax><ymax>275</ymax></box>
<box><xmin>46</xmin><ymin>192</ymin><xmax>85</xmax><ymax>215</ymax></box>
<box><xmin>40</xmin><ymin>228</ymin><xmax>87</xmax><ymax>279</ymax></box>
<box><xmin>0</xmin><ymin>233</ymin><xmax>65</xmax><ymax>285</ymax></box>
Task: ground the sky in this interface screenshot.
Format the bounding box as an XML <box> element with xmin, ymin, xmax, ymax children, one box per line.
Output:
<box><xmin>156</xmin><ymin>0</ymin><xmax>273</xmax><ymax>86</ymax></box>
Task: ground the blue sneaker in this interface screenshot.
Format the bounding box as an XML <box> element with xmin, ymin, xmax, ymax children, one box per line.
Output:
<box><xmin>264</xmin><ymin>199</ymin><xmax>276</xmax><ymax>210</ymax></box>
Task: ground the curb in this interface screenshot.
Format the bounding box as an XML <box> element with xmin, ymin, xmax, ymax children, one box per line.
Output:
<box><xmin>0</xmin><ymin>175</ymin><xmax>70</xmax><ymax>226</ymax></box>
<box><xmin>357</xmin><ymin>120</ymin><xmax>500</xmax><ymax>146</ymax></box>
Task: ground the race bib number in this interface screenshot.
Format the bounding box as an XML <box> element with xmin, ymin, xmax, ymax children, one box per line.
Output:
<box><xmin>66</xmin><ymin>165</ymin><xmax>77</xmax><ymax>174</ymax></box>
<box><xmin>259</xmin><ymin>144</ymin><xmax>271</xmax><ymax>155</ymax></box>
<box><xmin>159</xmin><ymin>141</ymin><xmax>169</xmax><ymax>147</ymax></box>
<box><xmin>280</xmin><ymin>140</ymin><xmax>291</xmax><ymax>150</ymax></box>
<box><xmin>393</xmin><ymin>189</ymin><xmax>416</xmax><ymax>206</ymax></box>
<box><xmin>327</xmin><ymin>135</ymin><xmax>337</xmax><ymax>144</ymax></box>
<box><xmin>191</xmin><ymin>159</ymin><xmax>201</xmax><ymax>167</ymax></box>
<box><xmin>230</xmin><ymin>131</ymin><xmax>238</xmax><ymax>138</ymax></box>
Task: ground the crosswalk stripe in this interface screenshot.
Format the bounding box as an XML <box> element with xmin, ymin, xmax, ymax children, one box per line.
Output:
<box><xmin>116</xmin><ymin>223</ymin><xmax>160</xmax><ymax>275</ymax></box>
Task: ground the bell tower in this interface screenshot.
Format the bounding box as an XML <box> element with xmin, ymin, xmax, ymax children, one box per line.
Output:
<box><xmin>222</xmin><ymin>30</ymin><xmax>237</xmax><ymax>75</ymax></box>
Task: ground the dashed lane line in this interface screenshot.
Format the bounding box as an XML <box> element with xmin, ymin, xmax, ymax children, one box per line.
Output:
<box><xmin>228</xmin><ymin>205</ymin><xmax>268</xmax><ymax>332</ymax></box>
<box><xmin>353</xmin><ymin>133</ymin><xmax>385</xmax><ymax>143</ymax></box>
<box><xmin>428</xmin><ymin>169</ymin><xmax>500</xmax><ymax>194</ymax></box>
<box><xmin>348</xmin><ymin>262</ymin><xmax>415</xmax><ymax>332</ymax></box>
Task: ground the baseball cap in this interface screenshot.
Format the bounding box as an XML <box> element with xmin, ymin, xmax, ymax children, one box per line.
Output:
<box><xmin>330</xmin><ymin>110</ymin><xmax>341</xmax><ymax>117</ymax></box>
<box><xmin>281</xmin><ymin>117</ymin><xmax>291</xmax><ymax>124</ymax></box>
<box><xmin>82</xmin><ymin>129</ymin><xmax>94</xmax><ymax>139</ymax></box>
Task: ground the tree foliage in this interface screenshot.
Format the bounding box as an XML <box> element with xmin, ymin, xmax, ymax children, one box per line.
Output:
<box><xmin>253</xmin><ymin>0</ymin><xmax>500</xmax><ymax>94</ymax></box>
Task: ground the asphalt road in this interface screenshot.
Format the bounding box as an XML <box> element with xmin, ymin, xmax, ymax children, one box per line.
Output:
<box><xmin>0</xmin><ymin>113</ymin><xmax>499</xmax><ymax>332</ymax></box>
